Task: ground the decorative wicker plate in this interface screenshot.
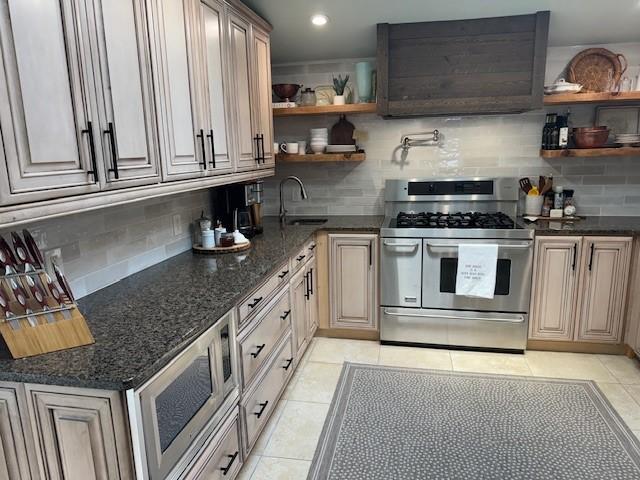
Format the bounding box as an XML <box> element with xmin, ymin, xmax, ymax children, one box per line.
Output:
<box><xmin>192</xmin><ymin>241</ymin><xmax>251</xmax><ymax>254</ymax></box>
<box><xmin>567</xmin><ymin>48</ymin><xmax>627</xmax><ymax>93</ymax></box>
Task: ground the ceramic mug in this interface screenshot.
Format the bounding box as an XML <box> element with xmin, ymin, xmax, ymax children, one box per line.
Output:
<box><xmin>297</xmin><ymin>141</ymin><xmax>307</xmax><ymax>154</ymax></box>
<box><xmin>280</xmin><ymin>142</ymin><xmax>299</xmax><ymax>154</ymax></box>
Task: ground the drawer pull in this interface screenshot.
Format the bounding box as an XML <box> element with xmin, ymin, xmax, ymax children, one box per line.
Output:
<box><xmin>308</xmin><ymin>244</ymin><xmax>316</xmax><ymax>251</ymax></box>
<box><xmin>278</xmin><ymin>270</ymin><xmax>289</xmax><ymax>279</ymax></box>
<box><xmin>282</xmin><ymin>358</ymin><xmax>293</xmax><ymax>371</ymax></box>
<box><xmin>281</xmin><ymin>310</ymin><xmax>291</xmax><ymax>320</ymax></box>
<box><xmin>220</xmin><ymin>451</ymin><xmax>238</xmax><ymax>476</ymax></box>
<box><xmin>254</xmin><ymin>401</ymin><xmax>269</xmax><ymax>418</ymax></box>
<box><xmin>296</xmin><ymin>254</ymin><xmax>306</xmax><ymax>262</ymax></box>
<box><xmin>248</xmin><ymin>297</ymin><xmax>263</xmax><ymax>308</ymax></box>
<box><xmin>251</xmin><ymin>344</ymin><xmax>266</xmax><ymax>358</ymax></box>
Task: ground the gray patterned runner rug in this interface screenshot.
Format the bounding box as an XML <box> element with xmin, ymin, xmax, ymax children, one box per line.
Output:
<box><xmin>308</xmin><ymin>363</ymin><xmax>640</xmax><ymax>479</ymax></box>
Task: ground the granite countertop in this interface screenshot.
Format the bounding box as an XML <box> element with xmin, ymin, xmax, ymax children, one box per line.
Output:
<box><xmin>520</xmin><ymin>216</ymin><xmax>640</xmax><ymax>236</ymax></box>
<box><xmin>0</xmin><ymin>216</ymin><xmax>383</xmax><ymax>391</ymax></box>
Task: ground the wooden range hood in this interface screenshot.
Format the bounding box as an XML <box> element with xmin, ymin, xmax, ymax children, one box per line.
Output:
<box><xmin>376</xmin><ymin>11</ymin><xmax>550</xmax><ymax>117</ymax></box>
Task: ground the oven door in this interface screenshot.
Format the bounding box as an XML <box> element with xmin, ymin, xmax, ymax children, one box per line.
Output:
<box><xmin>137</xmin><ymin>311</ymin><xmax>236</xmax><ymax>479</ymax></box>
<box><xmin>381</xmin><ymin>238</ymin><xmax>422</xmax><ymax>307</ymax></box>
<box><xmin>422</xmin><ymin>238</ymin><xmax>533</xmax><ymax>313</ymax></box>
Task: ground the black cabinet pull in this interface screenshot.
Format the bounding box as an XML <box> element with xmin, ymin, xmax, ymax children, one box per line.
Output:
<box><xmin>248</xmin><ymin>297</ymin><xmax>262</xmax><ymax>308</ymax></box>
<box><xmin>572</xmin><ymin>244</ymin><xmax>577</xmax><ymax>271</ymax></box>
<box><xmin>251</xmin><ymin>343</ymin><xmax>265</xmax><ymax>358</ymax></box>
<box><xmin>296</xmin><ymin>255</ymin><xmax>306</xmax><ymax>262</ymax></box>
<box><xmin>282</xmin><ymin>358</ymin><xmax>293</xmax><ymax>371</ymax></box>
<box><xmin>369</xmin><ymin>241</ymin><xmax>373</xmax><ymax>266</ymax></box>
<box><xmin>104</xmin><ymin>122</ymin><xmax>119</xmax><ymax>179</ymax></box>
<box><xmin>206</xmin><ymin>129</ymin><xmax>216</xmax><ymax>168</ymax></box>
<box><xmin>196</xmin><ymin>129</ymin><xmax>206</xmax><ymax>169</ymax></box>
<box><xmin>588</xmin><ymin>243</ymin><xmax>595</xmax><ymax>271</ymax></box>
<box><xmin>259</xmin><ymin>133</ymin><xmax>265</xmax><ymax>163</ymax></box>
<box><xmin>254</xmin><ymin>401</ymin><xmax>268</xmax><ymax>418</ymax></box>
<box><xmin>281</xmin><ymin>310</ymin><xmax>291</xmax><ymax>320</ymax></box>
<box><xmin>82</xmin><ymin>121</ymin><xmax>99</xmax><ymax>183</ymax></box>
<box><xmin>309</xmin><ymin>244</ymin><xmax>316</xmax><ymax>251</ymax></box>
<box><xmin>254</xmin><ymin>135</ymin><xmax>261</xmax><ymax>163</ymax></box>
<box><xmin>304</xmin><ymin>272</ymin><xmax>310</xmax><ymax>300</ymax></box>
<box><xmin>278</xmin><ymin>270</ymin><xmax>289</xmax><ymax>279</ymax></box>
<box><xmin>309</xmin><ymin>267</ymin><xmax>314</xmax><ymax>295</ymax></box>
<box><xmin>220</xmin><ymin>451</ymin><xmax>238</xmax><ymax>476</ymax></box>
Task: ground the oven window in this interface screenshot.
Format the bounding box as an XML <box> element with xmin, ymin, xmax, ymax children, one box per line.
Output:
<box><xmin>155</xmin><ymin>352</ymin><xmax>213</xmax><ymax>453</ymax></box>
<box><xmin>440</xmin><ymin>258</ymin><xmax>511</xmax><ymax>295</ymax></box>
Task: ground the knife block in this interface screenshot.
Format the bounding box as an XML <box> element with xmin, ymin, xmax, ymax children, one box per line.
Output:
<box><xmin>0</xmin><ymin>273</ymin><xmax>94</xmax><ymax>359</ymax></box>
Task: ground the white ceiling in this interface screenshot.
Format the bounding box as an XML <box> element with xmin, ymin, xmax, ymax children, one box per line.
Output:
<box><xmin>241</xmin><ymin>0</ymin><xmax>640</xmax><ymax>64</ymax></box>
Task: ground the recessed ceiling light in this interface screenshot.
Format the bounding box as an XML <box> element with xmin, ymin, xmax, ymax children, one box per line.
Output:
<box><xmin>311</xmin><ymin>14</ymin><xmax>329</xmax><ymax>26</ymax></box>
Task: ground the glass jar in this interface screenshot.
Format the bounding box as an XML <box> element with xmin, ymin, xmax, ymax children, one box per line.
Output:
<box><xmin>300</xmin><ymin>88</ymin><xmax>316</xmax><ymax>106</ymax></box>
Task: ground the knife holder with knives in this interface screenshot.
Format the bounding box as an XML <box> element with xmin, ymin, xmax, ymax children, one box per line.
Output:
<box><xmin>0</xmin><ymin>230</ymin><xmax>94</xmax><ymax>359</ymax></box>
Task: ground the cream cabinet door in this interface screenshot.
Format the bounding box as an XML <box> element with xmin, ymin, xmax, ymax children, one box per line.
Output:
<box><xmin>251</xmin><ymin>26</ymin><xmax>273</xmax><ymax>169</ymax></box>
<box><xmin>0</xmin><ymin>386</ymin><xmax>32</xmax><ymax>480</ymax></box>
<box><xmin>306</xmin><ymin>256</ymin><xmax>319</xmax><ymax>338</ymax></box>
<box><xmin>291</xmin><ymin>268</ymin><xmax>309</xmax><ymax>358</ymax></box>
<box><xmin>0</xmin><ymin>0</ymin><xmax>102</xmax><ymax>205</ymax></box>
<box><xmin>89</xmin><ymin>0</ymin><xmax>160</xmax><ymax>187</ymax></box>
<box><xmin>329</xmin><ymin>234</ymin><xmax>378</xmax><ymax>330</ymax></box>
<box><xmin>528</xmin><ymin>236</ymin><xmax>581</xmax><ymax>341</ymax></box>
<box><xmin>148</xmin><ymin>0</ymin><xmax>206</xmax><ymax>181</ymax></box>
<box><xmin>227</xmin><ymin>10</ymin><xmax>258</xmax><ymax>171</ymax></box>
<box><xmin>196</xmin><ymin>0</ymin><xmax>234</xmax><ymax>175</ymax></box>
<box><xmin>575</xmin><ymin>237</ymin><xmax>632</xmax><ymax>343</ymax></box>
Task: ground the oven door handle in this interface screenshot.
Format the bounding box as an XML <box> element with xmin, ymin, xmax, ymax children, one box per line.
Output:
<box><xmin>382</xmin><ymin>308</ymin><xmax>525</xmax><ymax>324</ymax></box>
<box><xmin>425</xmin><ymin>242</ymin><xmax>531</xmax><ymax>250</ymax></box>
<box><xmin>383</xmin><ymin>240</ymin><xmax>420</xmax><ymax>250</ymax></box>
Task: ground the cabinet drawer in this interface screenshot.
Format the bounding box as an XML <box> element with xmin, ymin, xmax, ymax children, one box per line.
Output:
<box><xmin>239</xmin><ymin>287</ymin><xmax>291</xmax><ymax>388</ymax></box>
<box><xmin>184</xmin><ymin>407</ymin><xmax>242</xmax><ymax>480</ymax></box>
<box><xmin>239</xmin><ymin>261</ymin><xmax>290</xmax><ymax>326</ymax></box>
<box><xmin>241</xmin><ymin>333</ymin><xmax>294</xmax><ymax>452</ymax></box>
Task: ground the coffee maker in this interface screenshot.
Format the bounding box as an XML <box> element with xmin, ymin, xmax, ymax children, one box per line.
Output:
<box><xmin>211</xmin><ymin>181</ymin><xmax>263</xmax><ymax>238</ymax></box>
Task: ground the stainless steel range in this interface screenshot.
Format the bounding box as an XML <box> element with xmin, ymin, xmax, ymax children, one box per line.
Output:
<box><xmin>380</xmin><ymin>178</ymin><xmax>534</xmax><ymax>352</ymax></box>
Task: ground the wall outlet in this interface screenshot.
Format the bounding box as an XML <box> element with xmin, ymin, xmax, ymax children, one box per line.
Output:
<box><xmin>44</xmin><ymin>248</ymin><xmax>62</xmax><ymax>275</ymax></box>
<box><xmin>172</xmin><ymin>214</ymin><xmax>183</xmax><ymax>236</ymax></box>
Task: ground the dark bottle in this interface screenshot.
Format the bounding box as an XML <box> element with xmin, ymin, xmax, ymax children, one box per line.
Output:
<box><xmin>541</xmin><ymin>113</ymin><xmax>557</xmax><ymax>150</ymax></box>
<box><xmin>556</xmin><ymin>115</ymin><xmax>569</xmax><ymax>149</ymax></box>
<box><xmin>549</xmin><ymin>119</ymin><xmax>560</xmax><ymax>150</ymax></box>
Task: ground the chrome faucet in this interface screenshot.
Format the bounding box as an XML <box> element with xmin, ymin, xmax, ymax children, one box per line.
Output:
<box><xmin>279</xmin><ymin>176</ymin><xmax>308</xmax><ymax>225</ymax></box>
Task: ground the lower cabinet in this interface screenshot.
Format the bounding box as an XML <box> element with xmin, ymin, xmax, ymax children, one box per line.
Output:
<box><xmin>529</xmin><ymin>235</ymin><xmax>632</xmax><ymax>344</ymax></box>
<box><xmin>0</xmin><ymin>385</ymin><xmax>34</xmax><ymax>480</ymax></box>
<box><xmin>329</xmin><ymin>234</ymin><xmax>378</xmax><ymax>330</ymax></box>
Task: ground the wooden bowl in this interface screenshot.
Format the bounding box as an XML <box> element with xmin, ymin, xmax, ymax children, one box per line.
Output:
<box><xmin>272</xmin><ymin>84</ymin><xmax>301</xmax><ymax>101</ymax></box>
<box><xmin>573</xmin><ymin>128</ymin><xmax>610</xmax><ymax>148</ymax></box>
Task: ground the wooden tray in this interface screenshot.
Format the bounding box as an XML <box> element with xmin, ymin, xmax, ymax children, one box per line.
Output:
<box><xmin>193</xmin><ymin>241</ymin><xmax>251</xmax><ymax>254</ymax></box>
<box><xmin>568</xmin><ymin>48</ymin><xmax>627</xmax><ymax>92</ymax></box>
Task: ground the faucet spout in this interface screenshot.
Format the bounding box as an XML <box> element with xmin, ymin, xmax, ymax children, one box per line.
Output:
<box><xmin>279</xmin><ymin>176</ymin><xmax>308</xmax><ymax>225</ymax></box>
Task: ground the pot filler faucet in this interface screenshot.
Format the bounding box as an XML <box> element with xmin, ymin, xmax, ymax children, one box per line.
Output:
<box><xmin>279</xmin><ymin>176</ymin><xmax>308</xmax><ymax>225</ymax></box>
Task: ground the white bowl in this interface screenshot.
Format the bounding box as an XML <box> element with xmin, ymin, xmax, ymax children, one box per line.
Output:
<box><xmin>310</xmin><ymin>144</ymin><xmax>325</xmax><ymax>154</ymax></box>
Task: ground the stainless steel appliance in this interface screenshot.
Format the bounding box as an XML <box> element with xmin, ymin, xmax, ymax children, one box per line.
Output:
<box><xmin>127</xmin><ymin>310</ymin><xmax>239</xmax><ymax>479</ymax></box>
<box><xmin>380</xmin><ymin>178</ymin><xmax>534</xmax><ymax>352</ymax></box>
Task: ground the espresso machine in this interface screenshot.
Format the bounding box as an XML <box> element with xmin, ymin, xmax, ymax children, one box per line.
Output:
<box><xmin>211</xmin><ymin>181</ymin><xmax>264</xmax><ymax>238</ymax></box>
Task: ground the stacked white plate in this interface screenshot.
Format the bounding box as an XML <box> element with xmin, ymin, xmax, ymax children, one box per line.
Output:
<box><xmin>615</xmin><ymin>133</ymin><xmax>640</xmax><ymax>146</ymax></box>
<box><xmin>310</xmin><ymin>128</ymin><xmax>328</xmax><ymax>154</ymax></box>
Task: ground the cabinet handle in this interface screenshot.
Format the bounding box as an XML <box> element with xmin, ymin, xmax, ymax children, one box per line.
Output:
<box><xmin>282</xmin><ymin>358</ymin><xmax>293</xmax><ymax>371</ymax></box>
<box><xmin>207</xmin><ymin>129</ymin><xmax>216</xmax><ymax>168</ymax></box>
<box><xmin>220</xmin><ymin>451</ymin><xmax>238</xmax><ymax>476</ymax></box>
<box><xmin>104</xmin><ymin>122</ymin><xmax>119</xmax><ymax>179</ymax></box>
<box><xmin>588</xmin><ymin>243</ymin><xmax>595</xmax><ymax>271</ymax></box>
<box><xmin>305</xmin><ymin>272</ymin><xmax>310</xmax><ymax>300</ymax></box>
<box><xmin>254</xmin><ymin>401</ymin><xmax>268</xmax><ymax>418</ymax></box>
<box><xmin>572</xmin><ymin>244</ymin><xmax>577</xmax><ymax>271</ymax></box>
<box><xmin>281</xmin><ymin>309</ymin><xmax>291</xmax><ymax>320</ymax></box>
<box><xmin>278</xmin><ymin>270</ymin><xmax>289</xmax><ymax>279</ymax></box>
<box><xmin>254</xmin><ymin>135</ymin><xmax>261</xmax><ymax>163</ymax></box>
<box><xmin>196</xmin><ymin>129</ymin><xmax>207</xmax><ymax>169</ymax></box>
<box><xmin>308</xmin><ymin>244</ymin><xmax>316</xmax><ymax>251</ymax></box>
<box><xmin>259</xmin><ymin>134</ymin><xmax>265</xmax><ymax>163</ymax></box>
<box><xmin>250</xmin><ymin>343</ymin><xmax>265</xmax><ymax>358</ymax></box>
<box><xmin>369</xmin><ymin>241</ymin><xmax>373</xmax><ymax>266</ymax></box>
<box><xmin>296</xmin><ymin>255</ymin><xmax>306</xmax><ymax>262</ymax></box>
<box><xmin>248</xmin><ymin>296</ymin><xmax>263</xmax><ymax>308</ymax></box>
<box><xmin>309</xmin><ymin>267</ymin><xmax>314</xmax><ymax>295</ymax></box>
<box><xmin>82</xmin><ymin>121</ymin><xmax>99</xmax><ymax>183</ymax></box>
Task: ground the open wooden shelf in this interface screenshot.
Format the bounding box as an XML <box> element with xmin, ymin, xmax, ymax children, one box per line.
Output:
<box><xmin>540</xmin><ymin>147</ymin><xmax>640</xmax><ymax>158</ymax></box>
<box><xmin>276</xmin><ymin>152</ymin><xmax>365</xmax><ymax>163</ymax></box>
<box><xmin>543</xmin><ymin>91</ymin><xmax>640</xmax><ymax>106</ymax></box>
<box><xmin>273</xmin><ymin>103</ymin><xmax>377</xmax><ymax>117</ymax></box>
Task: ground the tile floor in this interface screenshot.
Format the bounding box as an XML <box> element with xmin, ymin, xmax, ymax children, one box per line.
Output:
<box><xmin>237</xmin><ymin>338</ymin><xmax>640</xmax><ymax>479</ymax></box>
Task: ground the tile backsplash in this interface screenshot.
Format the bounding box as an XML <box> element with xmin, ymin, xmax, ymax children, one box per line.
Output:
<box><xmin>265</xmin><ymin>42</ymin><xmax>640</xmax><ymax>217</ymax></box>
<box><xmin>0</xmin><ymin>190</ymin><xmax>210</xmax><ymax>299</ymax></box>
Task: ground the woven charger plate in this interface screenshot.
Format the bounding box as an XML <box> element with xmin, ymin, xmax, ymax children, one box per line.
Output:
<box><xmin>567</xmin><ymin>48</ymin><xmax>627</xmax><ymax>92</ymax></box>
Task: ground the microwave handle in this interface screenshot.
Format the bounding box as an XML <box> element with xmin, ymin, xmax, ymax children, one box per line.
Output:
<box><xmin>425</xmin><ymin>242</ymin><xmax>531</xmax><ymax>250</ymax></box>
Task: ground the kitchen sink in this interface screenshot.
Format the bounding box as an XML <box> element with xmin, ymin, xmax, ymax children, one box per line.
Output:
<box><xmin>287</xmin><ymin>218</ymin><xmax>328</xmax><ymax>226</ymax></box>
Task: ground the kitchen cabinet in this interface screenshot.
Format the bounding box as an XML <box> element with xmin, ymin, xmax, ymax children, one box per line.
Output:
<box><xmin>306</xmin><ymin>256</ymin><xmax>319</xmax><ymax>338</ymax></box>
<box><xmin>329</xmin><ymin>234</ymin><xmax>378</xmax><ymax>330</ymax></box>
<box><xmin>529</xmin><ymin>236</ymin><xmax>632</xmax><ymax>344</ymax></box>
<box><xmin>0</xmin><ymin>385</ymin><xmax>33</xmax><ymax>480</ymax></box>
<box><xmin>625</xmin><ymin>238</ymin><xmax>640</xmax><ymax>355</ymax></box>
<box><xmin>291</xmin><ymin>267</ymin><xmax>309</xmax><ymax>358</ymax></box>
<box><xmin>251</xmin><ymin>26</ymin><xmax>274</xmax><ymax>169</ymax></box>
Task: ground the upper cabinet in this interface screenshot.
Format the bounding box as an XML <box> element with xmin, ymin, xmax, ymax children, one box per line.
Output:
<box><xmin>251</xmin><ymin>27</ymin><xmax>274</xmax><ymax>169</ymax></box>
<box><xmin>376</xmin><ymin>11</ymin><xmax>550</xmax><ymax>117</ymax></box>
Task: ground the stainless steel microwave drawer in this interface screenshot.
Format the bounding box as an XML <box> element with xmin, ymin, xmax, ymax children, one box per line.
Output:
<box><xmin>240</xmin><ymin>332</ymin><xmax>294</xmax><ymax>453</ymax></box>
<box><xmin>238</xmin><ymin>286</ymin><xmax>291</xmax><ymax>388</ymax></box>
<box><xmin>238</xmin><ymin>261</ymin><xmax>290</xmax><ymax>326</ymax></box>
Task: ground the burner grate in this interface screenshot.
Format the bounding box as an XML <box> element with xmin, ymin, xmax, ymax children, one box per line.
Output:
<box><xmin>396</xmin><ymin>211</ymin><xmax>515</xmax><ymax>229</ymax></box>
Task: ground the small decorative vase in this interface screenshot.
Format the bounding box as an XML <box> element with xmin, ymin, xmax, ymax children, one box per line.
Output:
<box><xmin>333</xmin><ymin>95</ymin><xmax>345</xmax><ymax>105</ymax></box>
<box><xmin>355</xmin><ymin>61</ymin><xmax>373</xmax><ymax>103</ymax></box>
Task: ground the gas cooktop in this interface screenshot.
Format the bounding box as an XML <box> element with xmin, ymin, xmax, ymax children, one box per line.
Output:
<box><xmin>394</xmin><ymin>211</ymin><xmax>515</xmax><ymax>229</ymax></box>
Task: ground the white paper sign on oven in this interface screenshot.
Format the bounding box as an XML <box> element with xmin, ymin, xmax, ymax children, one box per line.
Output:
<box><xmin>455</xmin><ymin>244</ymin><xmax>498</xmax><ymax>299</ymax></box>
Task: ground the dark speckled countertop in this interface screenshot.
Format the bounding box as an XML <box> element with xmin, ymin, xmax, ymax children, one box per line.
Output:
<box><xmin>520</xmin><ymin>216</ymin><xmax>640</xmax><ymax>236</ymax></box>
<box><xmin>0</xmin><ymin>216</ymin><xmax>383</xmax><ymax>391</ymax></box>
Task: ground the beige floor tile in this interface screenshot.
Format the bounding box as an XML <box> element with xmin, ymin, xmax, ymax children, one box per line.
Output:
<box><xmin>451</xmin><ymin>351</ymin><xmax>532</xmax><ymax>376</ymax></box>
<box><xmin>623</xmin><ymin>384</ymin><xmax>640</xmax><ymax>404</ymax></box>
<box><xmin>236</xmin><ymin>454</ymin><xmax>260</xmax><ymax>480</ymax></box>
<box><xmin>250</xmin><ymin>457</ymin><xmax>311</xmax><ymax>480</ymax></box>
<box><xmin>633</xmin><ymin>430</ymin><xmax>640</xmax><ymax>441</ymax></box>
<box><xmin>597</xmin><ymin>383</ymin><xmax>640</xmax><ymax>430</ymax></box>
<box><xmin>263</xmin><ymin>400</ymin><xmax>329</xmax><ymax>460</ymax></box>
<box><xmin>309</xmin><ymin>337</ymin><xmax>379</xmax><ymax>364</ymax></box>
<box><xmin>598</xmin><ymin>354</ymin><xmax>640</xmax><ymax>384</ymax></box>
<box><xmin>252</xmin><ymin>399</ymin><xmax>288</xmax><ymax>455</ymax></box>
<box><xmin>378</xmin><ymin>345</ymin><xmax>452</xmax><ymax>370</ymax></box>
<box><xmin>525</xmin><ymin>351</ymin><xmax>617</xmax><ymax>382</ymax></box>
<box><xmin>287</xmin><ymin>361</ymin><xmax>343</xmax><ymax>403</ymax></box>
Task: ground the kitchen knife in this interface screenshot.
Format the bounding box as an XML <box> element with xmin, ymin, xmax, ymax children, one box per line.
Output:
<box><xmin>24</xmin><ymin>275</ymin><xmax>55</xmax><ymax>323</ymax></box>
<box><xmin>0</xmin><ymin>237</ymin><xmax>17</xmax><ymax>266</ymax></box>
<box><xmin>0</xmin><ymin>290</ymin><xmax>19</xmax><ymax>330</ymax></box>
<box><xmin>10</xmin><ymin>279</ymin><xmax>37</xmax><ymax>327</ymax></box>
<box><xmin>53</xmin><ymin>265</ymin><xmax>75</xmax><ymax>303</ymax></box>
<box><xmin>22</xmin><ymin>230</ymin><xmax>44</xmax><ymax>269</ymax></box>
<box><xmin>44</xmin><ymin>276</ymin><xmax>72</xmax><ymax>320</ymax></box>
<box><xmin>11</xmin><ymin>232</ymin><xmax>34</xmax><ymax>272</ymax></box>
<box><xmin>0</xmin><ymin>248</ymin><xmax>16</xmax><ymax>276</ymax></box>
